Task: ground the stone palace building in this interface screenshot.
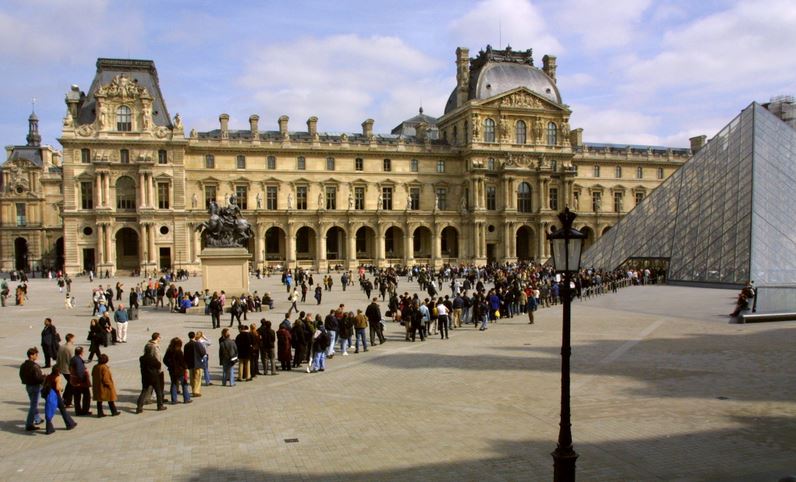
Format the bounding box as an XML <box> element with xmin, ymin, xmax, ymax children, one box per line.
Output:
<box><xmin>1</xmin><ymin>46</ymin><xmax>695</xmax><ymax>275</ymax></box>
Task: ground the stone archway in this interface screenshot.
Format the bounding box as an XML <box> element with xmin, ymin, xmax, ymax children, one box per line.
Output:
<box><xmin>14</xmin><ymin>237</ymin><xmax>29</xmax><ymax>271</ymax></box>
<box><xmin>356</xmin><ymin>226</ymin><xmax>376</xmax><ymax>260</ymax></box>
<box><xmin>54</xmin><ymin>237</ymin><xmax>65</xmax><ymax>271</ymax></box>
<box><xmin>516</xmin><ymin>225</ymin><xmax>536</xmax><ymax>261</ymax></box>
<box><xmin>602</xmin><ymin>225</ymin><xmax>613</xmax><ymax>236</ymax></box>
<box><xmin>413</xmin><ymin>226</ymin><xmax>432</xmax><ymax>258</ymax></box>
<box><xmin>384</xmin><ymin>226</ymin><xmax>403</xmax><ymax>259</ymax></box>
<box><xmin>264</xmin><ymin>226</ymin><xmax>286</xmax><ymax>262</ymax></box>
<box><xmin>295</xmin><ymin>226</ymin><xmax>316</xmax><ymax>260</ymax></box>
<box><xmin>325</xmin><ymin>226</ymin><xmax>346</xmax><ymax>261</ymax></box>
<box><xmin>115</xmin><ymin>228</ymin><xmax>140</xmax><ymax>272</ymax></box>
<box><xmin>581</xmin><ymin>226</ymin><xmax>596</xmax><ymax>251</ymax></box>
<box><xmin>441</xmin><ymin>226</ymin><xmax>459</xmax><ymax>258</ymax></box>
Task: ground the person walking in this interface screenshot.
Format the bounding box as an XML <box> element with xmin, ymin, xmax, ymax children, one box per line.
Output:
<box><xmin>366</xmin><ymin>298</ymin><xmax>385</xmax><ymax>346</ymax></box>
<box><xmin>91</xmin><ymin>354</ymin><xmax>120</xmax><ymax>416</ymax></box>
<box><xmin>208</xmin><ymin>292</ymin><xmax>222</xmax><ymax>329</ymax></box>
<box><xmin>19</xmin><ymin>347</ymin><xmax>44</xmax><ymax>431</ymax></box>
<box><xmin>69</xmin><ymin>347</ymin><xmax>92</xmax><ymax>416</ymax></box>
<box><xmin>436</xmin><ymin>299</ymin><xmax>450</xmax><ymax>340</ymax></box>
<box><xmin>40</xmin><ymin>318</ymin><xmax>60</xmax><ymax>368</ymax></box>
<box><xmin>164</xmin><ymin>338</ymin><xmax>191</xmax><ymax>404</ymax></box>
<box><xmin>87</xmin><ymin>318</ymin><xmax>103</xmax><ymax>363</ymax></box>
<box><xmin>55</xmin><ymin>334</ymin><xmax>75</xmax><ymax>408</ymax></box>
<box><xmin>42</xmin><ymin>367</ymin><xmax>76</xmax><ymax>433</ymax></box>
<box><xmin>135</xmin><ymin>333</ymin><xmax>167</xmax><ymax>413</ymax></box>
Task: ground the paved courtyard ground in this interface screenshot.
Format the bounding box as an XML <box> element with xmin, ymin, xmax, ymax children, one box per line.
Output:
<box><xmin>0</xmin><ymin>274</ymin><xmax>794</xmax><ymax>481</ymax></box>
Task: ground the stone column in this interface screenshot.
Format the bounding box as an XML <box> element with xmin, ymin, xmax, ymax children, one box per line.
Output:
<box><xmin>509</xmin><ymin>178</ymin><xmax>516</xmax><ymax>209</ymax></box>
<box><xmin>255</xmin><ymin>226</ymin><xmax>264</xmax><ymax>267</ymax></box>
<box><xmin>105</xmin><ymin>223</ymin><xmax>113</xmax><ymax>269</ymax></box>
<box><xmin>139</xmin><ymin>173</ymin><xmax>146</xmax><ymax>208</ymax></box>
<box><xmin>138</xmin><ymin>224</ymin><xmax>146</xmax><ymax>270</ymax></box>
<box><xmin>148</xmin><ymin>174</ymin><xmax>155</xmax><ymax>208</ymax></box>
<box><xmin>286</xmin><ymin>224</ymin><xmax>296</xmax><ymax>266</ymax></box>
<box><xmin>543</xmin><ymin>179</ymin><xmax>550</xmax><ymax>210</ymax></box>
<box><xmin>194</xmin><ymin>227</ymin><xmax>201</xmax><ymax>262</ymax></box>
<box><xmin>432</xmin><ymin>226</ymin><xmax>442</xmax><ymax>263</ymax></box>
<box><xmin>95</xmin><ymin>175</ymin><xmax>103</xmax><ymax>208</ymax></box>
<box><xmin>504</xmin><ymin>223</ymin><xmax>512</xmax><ymax>259</ymax></box>
<box><xmin>538</xmin><ymin>222</ymin><xmax>548</xmax><ymax>260</ymax></box>
<box><xmin>104</xmin><ymin>173</ymin><xmax>111</xmax><ymax>208</ymax></box>
<box><xmin>96</xmin><ymin>224</ymin><xmax>105</xmax><ymax>264</ymax></box>
<box><xmin>404</xmin><ymin>227</ymin><xmax>414</xmax><ymax>265</ymax></box>
<box><xmin>347</xmin><ymin>228</ymin><xmax>357</xmax><ymax>269</ymax></box>
<box><xmin>318</xmin><ymin>227</ymin><xmax>327</xmax><ymax>271</ymax></box>
<box><xmin>149</xmin><ymin>224</ymin><xmax>157</xmax><ymax>264</ymax></box>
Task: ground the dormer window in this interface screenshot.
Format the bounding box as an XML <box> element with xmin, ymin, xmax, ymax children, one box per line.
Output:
<box><xmin>116</xmin><ymin>105</ymin><xmax>132</xmax><ymax>131</ymax></box>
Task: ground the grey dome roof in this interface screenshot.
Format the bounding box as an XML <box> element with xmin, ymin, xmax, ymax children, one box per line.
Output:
<box><xmin>475</xmin><ymin>62</ymin><xmax>560</xmax><ymax>104</ymax></box>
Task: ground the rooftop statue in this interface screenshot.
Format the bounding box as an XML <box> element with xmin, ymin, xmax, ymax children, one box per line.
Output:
<box><xmin>195</xmin><ymin>194</ymin><xmax>253</xmax><ymax>248</ymax></box>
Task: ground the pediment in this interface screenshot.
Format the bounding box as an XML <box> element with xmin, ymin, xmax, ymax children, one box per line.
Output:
<box><xmin>480</xmin><ymin>87</ymin><xmax>568</xmax><ymax>112</ymax></box>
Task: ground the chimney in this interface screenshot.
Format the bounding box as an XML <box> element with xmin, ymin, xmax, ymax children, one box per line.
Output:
<box><xmin>307</xmin><ymin>116</ymin><xmax>318</xmax><ymax>138</ymax></box>
<box><xmin>65</xmin><ymin>84</ymin><xmax>81</xmax><ymax>120</ymax></box>
<box><xmin>455</xmin><ymin>47</ymin><xmax>470</xmax><ymax>108</ymax></box>
<box><xmin>278</xmin><ymin>115</ymin><xmax>289</xmax><ymax>139</ymax></box>
<box><xmin>689</xmin><ymin>135</ymin><xmax>707</xmax><ymax>153</ymax></box>
<box><xmin>362</xmin><ymin>118</ymin><xmax>374</xmax><ymax>139</ymax></box>
<box><xmin>219</xmin><ymin>113</ymin><xmax>229</xmax><ymax>139</ymax></box>
<box><xmin>249</xmin><ymin>115</ymin><xmax>259</xmax><ymax>135</ymax></box>
<box><xmin>571</xmin><ymin>127</ymin><xmax>583</xmax><ymax>147</ymax></box>
<box><xmin>416</xmin><ymin>121</ymin><xmax>428</xmax><ymax>141</ymax></box>
<box><xmin>542</xmin><ymin>55</ymin><xmax>557</xmax><ymax>83</ymax></box>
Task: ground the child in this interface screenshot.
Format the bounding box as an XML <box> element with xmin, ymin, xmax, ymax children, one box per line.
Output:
<box><xmin>64</xmin><ymin>294</ymin><xmax>73</xmax><ymax>309</ymax></box>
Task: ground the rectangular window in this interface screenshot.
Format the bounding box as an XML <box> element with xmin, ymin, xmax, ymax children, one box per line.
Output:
<box><xmin>204</xmin><ymin>185</ymin><xmax>217</xmax><ymax>208</ymax></box>
<box><xmin>411</xmin><ymin>159</ymin><xmax>419</xmax><ymax>172</ymax></box>
<box><xmin>297</xmin><ymin>156</ymin><xmax>306</xmax><ymax>170</ymax></box>
<box><xmin>80</xmin><ymin>182</ymin><xmax>94</xmax><ymax>209</ymax></box>
<box><xmin>120</xmin><ymin>149</ymin><xmax>129</xmax><ymax>164</ymax></box>
<box><xmin>205</xmin><ymin>154</ymin><xmax>215</xmax><ymax>169</ymax></box>
<box><xmin>657</xmin><ymin>167</ymin><xmax>664</xmax><ymax>179</ymax></box>
<box><xmin>16</xmin><ymin>203</ymin><xmax>26</xmax><ymax>226</ymax></box>
<box><xmin>158</xmin><ymin>149</ymin><xmax>167</xmax><ymax>164</ymax></box>
<box><xmin>383</xmin><ymin>158</ymin><xmax>391</xmax><ymax>172</ymax></box>
<box><xmin>158</xmin><ymin>183</ymin><xmax>170</xmax><ymax>209</ymax></box>
<box><xmin>435</xmin><ymin>188</ymin><xmax>447</xmax><ymax>211</ymax></box>
<box><xmin>81</xmin><ymin>148</ymin><xmax>91</xmax><ymax>164</ymax></box>
<box><xmin>615</xmin><ymin>166</ymin><xmax>622</xmax><ymax>178</ymax></box>
<box><xmin>592</xmin><ymin>191</ymin><xmax>602</xmax><ymax>212</ymax></box>
<box><xmin>636</xmin><ymin>166</ymin><xmax>643</xmax><ymax>179</ymax></box>
<box><xmin>236</xmin><ymin>155</ymin><xmax>246</xmax><ymax>169</ymax></box>
<box><xmin>325</xmin><ymin>186</ymin><xmax>336</xmax><ymax>210</ymax></box>
<box><xmin>593</xmin><ymin>165</ymin><xmax>600</xmax><ymax>177</ymax></box>
<box><xmin>551</xmin><ymin>159</ymin><xmax>558</xmax><ymax>172</ymax></box>
<box><xmin>296</xmin><ymin>186</ymin><xmax>307</xmax><ymax>210</ymax></box>
<box><xmin>486</xmin><ymin>186</ymin><xmax>497</xmax><ymax>210</ymax></box>
<box><xmin>487</xmin><ymin>158</ymin><xmax>496</xmax><ymax>171</ymax></box>
<box><xmin>549</xmin><ymin>187</ymin><xmax>559</xmax><ymax>211</ymax></box>
<box><xmin>613</xmin><ymin>192</ymin><xmax>623</xmax><ymax>213</ymax></box>
<box><xmin>354</xmin><ymin>187</ymin><xmax>365</xmax><ymax>210</ymax></box>
<box><xmin>436</xmin><ymin>160</ymin><xmax>445</xmax><ymax>173</ymax></box>
<box><xmin>267</xmin><ymin>155</ymin><xmax>276</xmax><ymax>170</ymax></box>
<box><xmin>355</xmin><ymin>157</ymin><xmax>363</xmax><ymax>171</ymax></box>
<box><xmin>236</xmin><ymin>185</ymin><xmax>248</xmax><ymax>210</ymax></box>
<box><xmin>635</xmin><ymin>192</ymin><xmax>644</xmax><ymax>206</ymax></box>
<box><xmin>326</xmin><ymin>157</ymin><xmax>335</xmax><ymax>171</ymax></box>
<box><xmin>382</xmin><ymin>186</ymin><xmax>393</xmax><ymax>210</ymax></box>
<box><xmin>410</xmin><ymin>187</ymin><xmax>420</xmax><ymax>210</ymax></box>
<box><xmin>266</xmin><ymin>186</ymin><xmax>277</xmax><ymax>210</ymax></box>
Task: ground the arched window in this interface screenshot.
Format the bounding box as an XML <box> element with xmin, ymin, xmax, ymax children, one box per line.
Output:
<box><xmin>116</xmin><ymin>106</ymin><xmax>132</xmax><ymax>131</ymax></box>
<box><xmin>547</xmin><ymin>122</ymin><xmax>557</xmax><ymax>146</ymax></box>
<box><xmin>115</xmin><ymin>176</ymin><xmax>136</xmax><ymax>210</ymax></box>
<box><xmin>517</xmin><ymin>182</ymin><xmax>532</xmax><ymax>213</ymax></box>
<box><xmin>484</xmin><ymin>118</ymin><xmax>496</xmax><ymax>143</ymax></box>
<box><xmin>516</xmin><ymin>120</ymin><xmax>527</xmax><ymax>144</ymax></box>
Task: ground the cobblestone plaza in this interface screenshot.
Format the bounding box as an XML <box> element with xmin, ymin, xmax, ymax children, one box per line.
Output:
<box><xmin>1</xmin><ymin>276</ymin><xmax>794</xmax><ymax>481</ymax></box>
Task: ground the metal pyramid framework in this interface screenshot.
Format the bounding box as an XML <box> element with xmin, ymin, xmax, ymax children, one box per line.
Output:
<box><xmin>582</xmin><ymin>102</ymin><xmax>796</xmax><ymax>286</ymax></box>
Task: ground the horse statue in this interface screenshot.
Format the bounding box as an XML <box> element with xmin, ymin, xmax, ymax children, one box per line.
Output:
<box><xmin>196</xmin><ymin>198</ymin><xmax>252</xmax><ymax>248</ymax></box>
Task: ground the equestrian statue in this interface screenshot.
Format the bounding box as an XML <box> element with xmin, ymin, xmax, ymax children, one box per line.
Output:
<box><xmin>195</xmin><ymin>194</ymin><xmax>254</xmax><ymax>248</ymax></box>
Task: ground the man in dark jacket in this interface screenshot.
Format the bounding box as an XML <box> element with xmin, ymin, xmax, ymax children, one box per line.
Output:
<box><xmin>69</xmin><ymin>346</ymin><xmax>92</xmax><ymax>416</ymax></box>
<box><xmin>366</xmin><ymin>298</ymin><xmax>385</xmax><ymax>346</ymax></box>
<box><xmin>135</xmin><ymin>334</ymin><xmax>167</xmax><ymax>413</ymax></box>
<box><xmin>235</xmin><ymin>325</ymin><xmax>253</xmax><ymax>382</ymax></box>
<box><xmin>19</xmin><ymin>347</ymin><xmax>44</xmax><ymax>431</ymax></box>
<box><xmin>257</xmin><ymin>320</ymin><xmax>277</xmax><ymax>375</ymax></box>
<box><xmin>324</xmin><ymin>310</ymin><xmax>338</xmax><ymax>358</ymax></box>
<box><xmin>183</xmin><ymin>332</ymin><xmax>206</xmax><ymax>397</ymax></box>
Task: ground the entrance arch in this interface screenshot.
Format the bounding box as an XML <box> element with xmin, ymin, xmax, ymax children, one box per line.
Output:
<box><xmin>580</xmin><ymin>226</ymin><xmax>596</xmax><ymax>251</ymax></box>
<box><xmin>516</xmin><ymin>225</ymin><xmax>536</xmax><ymax>261</ymax></box>
<box><xmin>14</xmin><ymin>237</ymin><xmax>29</xmax><ymax>271</ymax></box>
<box><xmin>384</xmin><ymin>226</ymin><xmax>403</xmax><ymax>259</ymax></box>
<box><xmin>602</xmin><ymin>225</ymin><xmax>613</xmax><ymax>236</ymax></box>
<box><xmin>325</xmin><ymin>226</ymin><xmax>346</xmax><ymax>261</ymax></box>
<box><xmin>295</xmin><ymin>226</ymin><xmax>316</xmax><ymax>260</ymax></box>
<box><xmin>441</xmin><ymin>226</ymin><xmax>459</xmax><ymax>258</ymax></box>
<box><xmin>356</xmin><ymin>226</ymin><xmax>376</xmax><ymax>260</ymax></box>
<box><xmin>115</xmin><ymin>228</ymin><xmax>140</xmax><ymax>272</ymax></box>
<box><xmin>264</xmin><ymin>227</ymin><xmax>286</xmax><ymax>262</ymax></box>
<box><xmin>54</xmin><ymin>237</ymin><xmax>65</xmax><ymax>271</ymax></box>
<box><xmin>413</xmin><ymin>226</ymin><xmax>432</xmax><ymax>258</ymax></box>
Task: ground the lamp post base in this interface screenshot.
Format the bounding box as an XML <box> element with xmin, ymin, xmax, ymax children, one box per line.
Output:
<box><xmin>552</xmin><ymin>447</ymin><xmax>578</xmax><ymax>482</ymax></box>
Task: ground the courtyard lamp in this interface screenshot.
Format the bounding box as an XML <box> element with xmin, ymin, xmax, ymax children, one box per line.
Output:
<box><xmin>547</xmin><ymin>207</ymin><xmax>586</xmax><ymax>482</ymax></box>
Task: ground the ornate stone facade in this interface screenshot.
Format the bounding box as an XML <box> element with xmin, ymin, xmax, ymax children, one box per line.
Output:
<box><xmin>50</xmin><ymin>50</ymin><xmax>689</xmax><ymax>276</ymax></box>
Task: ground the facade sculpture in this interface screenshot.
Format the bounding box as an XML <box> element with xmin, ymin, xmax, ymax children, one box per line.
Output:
<box><xmin>195</xmin><ymin>196</ymin><xmax>253</xmax><ymax>248</ymax></box>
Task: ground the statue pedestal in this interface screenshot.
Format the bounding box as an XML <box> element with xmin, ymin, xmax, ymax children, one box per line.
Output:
<box><xmin>199</xmin><ymin>247</ymin><xmax>251</xmax><ymax>296</ymax></box>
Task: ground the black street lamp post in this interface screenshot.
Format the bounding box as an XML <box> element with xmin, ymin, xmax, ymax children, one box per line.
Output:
<box><xmin>547</xmin><ymin>207</ymin><xmax>586</xmax><ymax>482</ymax></box>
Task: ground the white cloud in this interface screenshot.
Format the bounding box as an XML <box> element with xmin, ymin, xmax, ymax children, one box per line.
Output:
<box><xmin>556</xmin><ymin>0</ymin><xmax>652</xmax><ymax>50</ymax></box>
<box><xmin>239</xmin><ymin>34</ymin><xmax>449</xmax><ymax>133</ymax></box>
<box><xmin>448</xmin><ymin>0</ymin><xmax>563</xmax><ymax>55</ymax></box>
<box><xmin>558</xmin><ymin>72</ymin><xmax>595</xmax><ymax>89</ymax></box>
<box><xmin>624</xmin><ymin>0</ymin><xmax>796</xmax><ymax>96</ymax></box>
<box><xmin>570</xmin><ymin>105</ymin><xmax>663</xmax><ymax>145</ymax></box>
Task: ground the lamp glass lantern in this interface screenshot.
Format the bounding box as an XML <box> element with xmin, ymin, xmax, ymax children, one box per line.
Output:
<box><xmin>548</xmin><ymin>208</ymin><xmax>586</xmax><ymax>273</ymax></box>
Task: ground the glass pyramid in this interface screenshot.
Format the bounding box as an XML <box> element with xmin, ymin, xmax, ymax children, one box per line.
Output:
<box><xmin>582</xmin><ymin>103</ymin><xmax>796</xmax><ymax>286</ymax></box>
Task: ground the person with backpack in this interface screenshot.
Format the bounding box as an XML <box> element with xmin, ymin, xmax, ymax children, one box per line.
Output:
<box><xmin>309</xmin><ymin>324</ymin><xmax>330</xmax><ymax>373</ymax></box>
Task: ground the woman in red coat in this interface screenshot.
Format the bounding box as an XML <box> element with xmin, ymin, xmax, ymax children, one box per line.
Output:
<box><xmin>276</xmin><ymin>325</ymin><xmax>292</xmax><ymax>371</ymax></box>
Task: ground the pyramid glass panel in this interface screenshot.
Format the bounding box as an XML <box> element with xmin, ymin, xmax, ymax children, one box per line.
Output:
<box><xmin>582</xmin><ymin>102</ymin><xmax>796</xmax><ymax>286</ymax></box>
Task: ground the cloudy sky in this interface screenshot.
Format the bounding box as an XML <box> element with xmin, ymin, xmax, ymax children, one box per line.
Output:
<box><xmin>2</xmin><ymin>0</ymin><xmax>795</xmax><ymax>149</ymax></box>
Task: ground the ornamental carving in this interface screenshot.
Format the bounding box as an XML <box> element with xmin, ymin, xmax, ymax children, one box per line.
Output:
<box><xmin>77</xmin><ymin>125</ymin><xmax>94</xmax><ymax>137</ymax></box>
<box><xmin>154</xmin><ymin>126</ymin><xmax>169</xmax><ymax>138</ymax></box>
<box><xmin>504</xmin><ymin>153</ymin><xmax>534</xmax><ymax>168</ymax></box>
<box><xmin>96</xmin><ymin>74</ymin><xmax>151</xmax><ymax>100</ymax></box>
<box><xmin>500</xmin><ymin>92</ymin><xmax>542</xmax><ymax>109</ymax></box>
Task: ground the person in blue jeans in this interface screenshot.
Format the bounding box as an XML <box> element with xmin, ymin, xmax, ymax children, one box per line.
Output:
<box><xmin>163</xmin><ymin>338</ymin><xmax>192</xmax><ymax>405</ymax></box>
<box><xmin>354</xmin><ymin>309</ymin><xmax>369</xmax><ymax>353</ymax></box>
<box><xmin>20</xmin><ymin>347</ymin><xmax>45</xmax><ymax>431</ymax></box>
<box><xmin>218</xmin><ymin>328</ymin><xmax>238</xmax><ymax>386</ymax></box>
